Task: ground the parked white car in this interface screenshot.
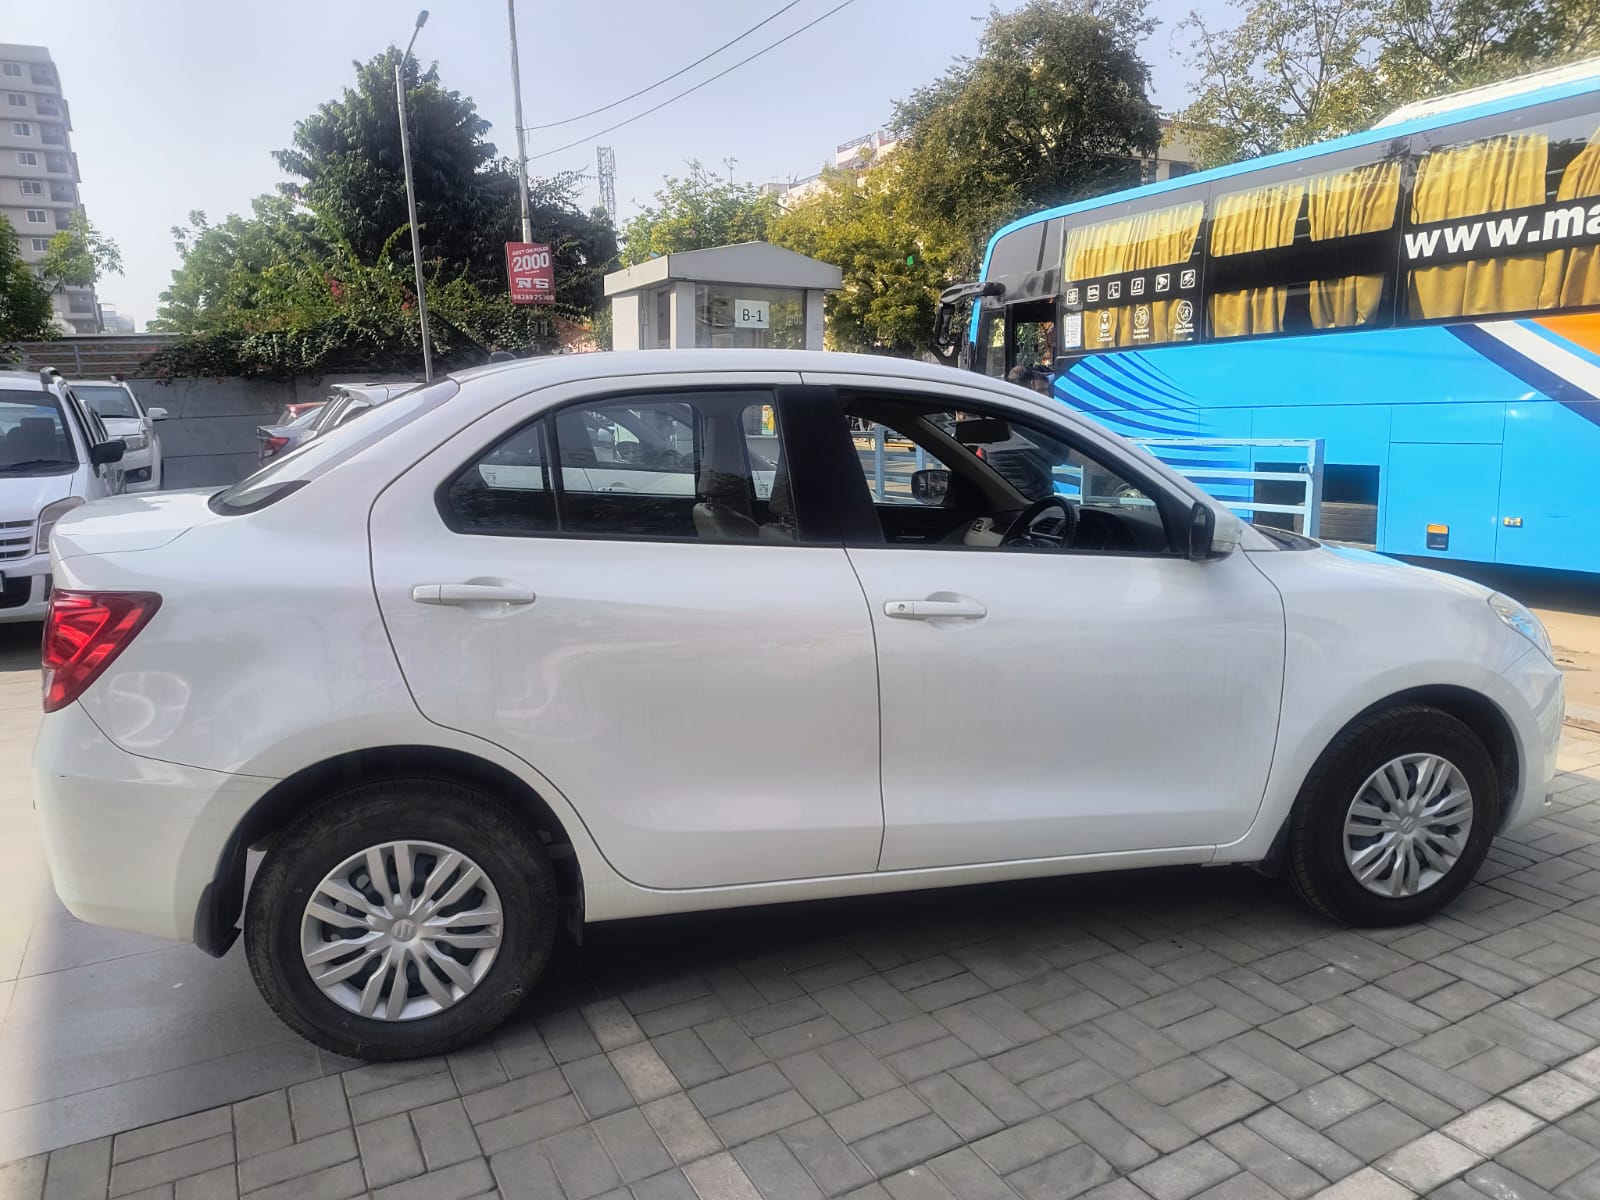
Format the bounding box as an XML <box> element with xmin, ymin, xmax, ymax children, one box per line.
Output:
<box><xmin>32</xmin><ymin>351</ymin><xmax>1563</xmax><ymax>1060</ymax></box>
<box><xmin>0</xmin><ymin>369</ymin><xmax>126</xmax><ymax>622</ymax></box>
<box><xmin>72</xmin><ymin>379</ymin><xmax>167</xmax><ymax>491</ymax></box>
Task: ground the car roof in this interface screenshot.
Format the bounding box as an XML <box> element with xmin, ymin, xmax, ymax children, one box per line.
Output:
<box><xmin>452</xmin><ymin>349</ymin><xmax>1002</xmax><ymax>390</ymax></box>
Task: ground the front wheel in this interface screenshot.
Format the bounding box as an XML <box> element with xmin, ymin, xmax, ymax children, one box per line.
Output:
<box><xmin>244</xmin><ymin>778</ymin><xmax>557</xmax><ymax>1060</ymax></box>
<box><xmin>1287</xmin><ymin>705</ymin><xmax>1499</xmax><ymax>926</ymax></box>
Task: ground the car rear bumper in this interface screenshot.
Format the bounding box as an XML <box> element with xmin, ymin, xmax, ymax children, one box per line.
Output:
<box><xmin>0</xmin><ymin>554</ymin><xmax>49</xmax><ymax>623</ymax></box>
<box><xmin>32</xmin><ymin>701</ymin><xmax>275</xmax><ymax>943</ymax></box>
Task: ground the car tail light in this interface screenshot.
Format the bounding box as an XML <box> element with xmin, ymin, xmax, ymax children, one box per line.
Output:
<box><xmin>41</xmin><ymin>590</ymin><xmax>161</xmax><ymax>713</ymax></box>
<box><xmin>262</xmin><ymin>435</ymin><xmax>289</xmax><ymax>459</ymax></box>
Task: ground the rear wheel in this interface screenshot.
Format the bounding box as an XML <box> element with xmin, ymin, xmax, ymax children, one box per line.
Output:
<box><xmin>1287</xmin><ymin>705</ymin><xmax>1499</xmax><ymax>926</ymax></box>
<box><xmin>244</xmin><ymin>778</ymin><xmax>556</xmax><ymax>1060</ymax></box>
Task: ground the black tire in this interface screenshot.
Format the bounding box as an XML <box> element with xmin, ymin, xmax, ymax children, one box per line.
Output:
<box><xmin>1286</xmin><ymin>705</ymin><xmax>1499</xmax><ymax>926</ymax></box>
<box><xmin>244</xmin><ymin>778</ymin><xmax>557</xmax><ymax>1060</ymax></box>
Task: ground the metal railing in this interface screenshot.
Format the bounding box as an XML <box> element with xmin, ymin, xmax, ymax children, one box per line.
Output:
<box><xmin>857</xmin><ymin>430</ymin><xmax>1326</xmax><ymax>537</ymax></box>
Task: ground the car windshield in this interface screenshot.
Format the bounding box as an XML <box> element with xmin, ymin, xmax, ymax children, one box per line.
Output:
<box><xmin>0</xmin><ymin>391</ymin><xmax>77</xmax><ymax>475</ymax></box>
<box><xmin>213</xmin><ymin>378</ymin><xmax>453</xmax><ymax>512</ymax></box>
<box><xmin>72</xmin><ymin>383</ymin><xmax>140</xmax><ymax>419</ymax></box>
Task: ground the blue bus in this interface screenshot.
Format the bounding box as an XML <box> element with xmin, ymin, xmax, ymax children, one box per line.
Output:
<box><xmin>936</xmin><ymin>60</ymin><xmax>1600</xmax><ymax>573</ymax></box>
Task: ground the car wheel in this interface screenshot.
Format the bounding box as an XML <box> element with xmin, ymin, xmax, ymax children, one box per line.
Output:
<box><xmin>1286</xmin><ymin>705</ymin><xmax>1499</xmax><ymax>926</ymax></box>
<box><xmin>244</xmin><ymin>778</ymin><xmax>557</xmax><ymax>1060</ymax></box>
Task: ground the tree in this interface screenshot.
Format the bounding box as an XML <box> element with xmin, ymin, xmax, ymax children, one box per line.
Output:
<box><xmin>621</xmin><ymin>161</ymin><xmax>778</xmax><ymax>265</ymax></box>
<box><xmin>0</xmin><ymin>225</ymin><xmax>56</xmax><ymax>343</ymax></box>
<box><xmin>40</xmin><ymin>212</ymin><xmax>122</xmax><ymax>293</ymax></box>
<box><xmin>1175</xmin><ymin>0</ymin><xmax>1600</xmax><ymax>168</ymax></box>
<box><xmin>891</xmin><ymin>0</ymin><xmax>1163</xmax><ymax>271</ymax></box>
<box><xmin>770</xmin><ymin>163</ymin><xmax>965</xmax><ymax>354</ymax></box>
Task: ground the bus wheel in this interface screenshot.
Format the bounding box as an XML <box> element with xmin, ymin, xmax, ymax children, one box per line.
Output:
<box><xmin>1286</xmin><ymin>705</ymin><xmax>1498</xmax><ymax>926</ymax></box>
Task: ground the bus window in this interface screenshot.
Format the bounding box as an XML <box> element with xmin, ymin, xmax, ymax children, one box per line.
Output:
<box><xmin>1062</xmin><ymin>199</ymin><xmax>1204</xmax><ymax>352</ymax></box>
<box><xmin>1208</xmin><ymin>157</ymin><xmax>1401</xmax><ymax>340</ymax></box>
<box><xmin>978</xmin><ymin>313</ymin><xmax>1005</xmax><ymax>377</ymax></box>
<box><xmin>1406</xmin><ymin>103</ymin><xmax>1600</xmax><ymax>319</ymax></box>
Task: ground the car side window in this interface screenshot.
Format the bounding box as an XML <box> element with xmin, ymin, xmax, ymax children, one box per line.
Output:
<box><xmin>841</xmin><ymin>396</ymin><xmax>1174</xmax><ymax>555</ymax></box>
<box><xmin>853</xmin><ymin>421</ymin><xmax>949</xmax><ymax>506</ymax></box>
<box><xmin>442</xmin><ymin>390</ymin><xmax>799</xmax><ymax>543</ymax></box>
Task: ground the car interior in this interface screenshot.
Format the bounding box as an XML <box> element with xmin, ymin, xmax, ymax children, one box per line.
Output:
<box><xmin>843</xmin><ymin>396</ymin><xmax>1176</xmax><ymax>554</ymax></box>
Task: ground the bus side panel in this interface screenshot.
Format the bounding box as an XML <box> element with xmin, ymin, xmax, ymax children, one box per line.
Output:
<box><xmin>1385</xmin><ymin>443</ymin><xmax>1504</xmax><ymax>563</ymax></box>
<box><xmin>1498</xmin><ymin>401</ymin><xmax>1600</xmax><ymax>572</ymax></box>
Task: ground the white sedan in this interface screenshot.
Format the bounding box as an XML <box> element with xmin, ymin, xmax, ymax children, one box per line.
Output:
<box><xmin>32</xmin><ymin>350</ymin><xmax>1564</xmax><ymax>1060</ymax></box>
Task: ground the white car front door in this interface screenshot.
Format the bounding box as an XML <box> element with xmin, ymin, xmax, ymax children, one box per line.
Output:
<box><xmin>824</xmin><ymin>385</ymin><xmax>1287</xmax><ymax>872</ymax></box>
<box><xmin>368</xmin><ymin>376</ymin><xmax>884</xmax><ymax>890</ymax></box>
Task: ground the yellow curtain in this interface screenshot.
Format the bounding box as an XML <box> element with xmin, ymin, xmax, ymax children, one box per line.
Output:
<box><xmin>1409</xmin><ymin>133</ymin><xmax>1548</xmax><ymax>319</ymax></box>
<box><xmin>1308</xmin><ymin>161</ymin><xmax>1401</xmax><ymax>328</ymax></box>
<box><xmin>1065</xmin><ymin>202</ymin><xmax>1203</xmax><ymax>349</ymax></box>
<box><xmin>1210</xmin><ymin>288</ymin><xmax>1287</xmax><ymax>339</ymax></box>
<box><xmin>1208</xmin><ymin>182</ymin><xmax>1304</xmax><ymax>336</ymax></box>
<box><xmin>1212</xmin><ymin>183</ymin><xmax>1305</xmax><ymax>256</ymax></box>
<box><xmin>1540</xmin><ymin>125</ymin><xmax>1600</xmax><ymax>310</ymax></box>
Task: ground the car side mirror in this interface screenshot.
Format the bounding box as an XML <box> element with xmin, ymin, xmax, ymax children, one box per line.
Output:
<box><xmin>911</xmin><ymin>468</ymin><xmax>951</xmax><ymax>505</ymax></box>
<box><xmin>90</xmin><ymin>440</ymin><xmax>126</xmax><ymax>466</ymax></box>
<box><xmin>147</xmin><ymin>407</ymin><xmax>169</xmax><ymax>421</ymax></box>
<box><xmin>1188</xmin><ymin>500</ymin><xmax>1217</xmax><ymax>560</ymax></box>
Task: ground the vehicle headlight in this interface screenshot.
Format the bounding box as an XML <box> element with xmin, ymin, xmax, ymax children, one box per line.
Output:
<box><xmin>1489</xmin><ymin>592</ymin><xmax>1553</xmax><ymax>661</ymax></box>
<box><xmin>36</xmin><ymin>497</ymin><xmax>84</xmax><ymax>553</ymax></box>
<box><xmin>121</xmin><ymin>434</ymin><xmax>148</xmax><ymax>451</ymax></box>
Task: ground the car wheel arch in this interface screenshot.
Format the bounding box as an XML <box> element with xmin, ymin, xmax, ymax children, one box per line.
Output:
<box><xmin>1252</xmin><ymin>683</ymin><xmax>1520</xmax><ymax>878</ymax></box>
<box><xmin>195</xmin><ymin>744</ymin><xmax>584</xmax><ymax>957</ymax></box>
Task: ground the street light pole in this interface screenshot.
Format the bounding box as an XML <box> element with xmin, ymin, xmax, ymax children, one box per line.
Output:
<box><xmin>396</xmin><ymin>9</ymin><xmax>434</xmax><ymax>382</ymax></box>
<box><xmin>506</xmin><ymin>0</ymin><xmax>533</xmax><ymax>243</ymax></box>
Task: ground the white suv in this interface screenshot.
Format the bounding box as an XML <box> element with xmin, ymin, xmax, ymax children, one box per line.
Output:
<box><xmin>31</xmin><ymin>351</ymin><xmax>1564</xmax><ymax>1060</ymax></box>
<box><xmin>71</xmin><ymin>378</ymin><xmax>167</xmax><ymax>491</ymax></box>
<box><xmin>0</xmin><ymin>369</ymin><xmax>125</xmax><ymax>622</ymax></box>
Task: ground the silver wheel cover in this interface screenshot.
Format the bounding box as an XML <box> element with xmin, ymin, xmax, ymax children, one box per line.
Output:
<box><xmin>1343</xmin><ymin>754</ymin><xmax>1474</xmax><ymax>898</ymax></box>
<box><xmin>299</xmin><ymin>840</ymin><xmax>503</xmax><ymax>1021</ymax></box>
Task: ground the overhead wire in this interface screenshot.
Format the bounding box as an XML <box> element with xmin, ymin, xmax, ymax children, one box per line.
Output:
<box><xmin>522</xmin><ymin>0</ymin><xmax>809</xmax><ymax>131</ymax></box>
<box><xmin>527</xmin><ymin>0</ymin><xmax>858</xmax><ymax>163</ymax></box>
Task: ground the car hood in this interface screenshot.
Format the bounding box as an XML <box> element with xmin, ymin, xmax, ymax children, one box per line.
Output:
<box><xmin>100</xmin><ymin>416</ymin><xmax>144</xmax><ymax>435</ymax></box>
<box><xmin>0</xmin><ymin>473</ymin><xmax>74</xmax><ymax>525</ymax></box>
<box><xmin>51</xmin><ymin>488</ymin><xmax>224</xmax><ymax>558</ymax></box>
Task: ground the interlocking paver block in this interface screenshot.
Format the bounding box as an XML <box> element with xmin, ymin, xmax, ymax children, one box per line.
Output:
<box><xmin>289</xmin><ymin>1077</ymin><xmax>351</xmax><ymax>1141</ymax></box>
<box><xmin>356</xmin><ymin>1114</ymin><xmax>424</xmax><ymax>1190</ymax></box>
<box><xmin>1128</xmin><ymin>1141</ymin><xmax>1238</xmax><ymax>1200</ymax></box>
<box><xmin>43</xmin><ymin>1136</ymin><xmax>110</xmax><ymax>1200</ymax></box>
<box><xmin>733</xmin><ymin>1136</ymin><xmax>825</xmax><ymax>1200</ymax></box>
<box><xmin>1280</xmin><ymin>1078</ymin><xmax>1378</xmax><ymax>1131</ymax></box>
<box><xmin>110</xmin><ymin>1135</ymin><xmax>234</xmax><ymax>1198</ymax></box>
<box><xmin>492</xmin><ymin>1142</ymin><xmax>563</xmax><ymax>1199</ymax></box>
<box><xmin>411</xmin><ymin>1099</ymin><xmax>480</xmax><ymax>1170</ymax></box>
<box><xmin>1507</xmin><ymin>1070</ymin><xmax>1598</xmax><ymax>1120</ymax></box>
<box><xmin>369</xmin><ymin>1157</ymin><xmax>495</xmax><ymax>1200</ymax></box>
<box><xmin>925</xmin><ymin>1147</ymin><xmax>1018</xmax><ymax>1200</ymax></box>
<box><xmin>1375</xmin><ymin>1132</ymin><xmax>1481</xmax><ymax>1191</ymax></box>
<box><xmin>1495</xmin><ymin>1125</ymin><xmax>1600</xmax><ymax>1189</ymax></box>
<box><xmin>781</xmin><ymin>1117</ymin><xmax>874</xmax><ymax>1197</ymax></box>
<box><xmin>710</xmin><ymin>1090</ymin><xmax>815</xmax><ymax>1146</ymax></box>
<box><xmin>1442</xmin><ymin>1100</ymin><xmax>1545</xmax><ymax>1157</ymax></box>
<box><xmin>1007</xmin><ymin>1144</ymin><xmax>1115</xmax><ymax>1200</ymax></box>
<box><xmin>174</xmin><ymin>1164</ymin><xmax>236</xmax><ymax>1200</ymax></box>
<box><xmin>611</xmin><ymin>1041</ymin><xmax>682</xmax><ymax>1105</ymax></box>
<box><xmin>912</xmin><ymin>1074</ymin><xmax>1005</xmax><ymax>1141</ymax></box>
<box><xmin>592</xmin><ymin>1109</ymin><xmax>672</xmax><ymax>1184</ymax></box>
<box><xmin>642</xmin><ymin>1094</ymin><xmax>721</xmax><ymax>1167</ymax></box>
<box><xmin>1311</xmin><ymin>1166</ymin><xmax>1414</xmax><ymax>1199</ymax></box>
<box><xmin>233</xmin><ymin>1092</ymin><xmax>292</xmax><ymax>1160</ymax></box>
<box><xmin>1209</xmin><ymin>1122</ymin><xmax>1327</xmax><ymax>1200</ymax></box>
<box><xmin>540</xmin><ymin>1127</ymin><xmax>621</xmax><ymax>1200</ymax></box>
<box><xmin>473</xmin><ymin>1095</ymin><xmax>588</xmax><ymax>1155</ymax></box>
<box><xmin>239</xmin><ymin>1158</ymin><xmax>366</xmax><ymax>1200</ymax></box>
<box><xmin>236</xmin><ymin>1129</ymin><xmax>358</xmax><ymax>1194</ymax></box>
<box><xmin>113</xmin><ymin>1110</ymin><xmax>231</xmax><ymax>1165</ymax></box>
<box><xmin>683</xmin><ymin>1151</ymin><xmax>763</xmax><ymax>1200</ymax></box>
<box><xmin>1057</xmin><ymin>1098</ymin><xmax>1157</xmax><ymax>1171</ymax></box>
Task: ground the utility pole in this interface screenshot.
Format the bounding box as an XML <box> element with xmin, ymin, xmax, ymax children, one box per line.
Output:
<box><xmin>507</xmin><ymin>0</ymin><xmax>532</xmax><ymax>243</ymax></box>
<box><xmin>396</xmin><ymin>9</ymin><xmax>434</xmax><ymax>382</ymax></box>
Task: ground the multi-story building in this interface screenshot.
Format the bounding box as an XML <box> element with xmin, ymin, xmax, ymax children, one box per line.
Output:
<box><xmin>0</xmin><ymin>44</ymin><xmax>97</xmax><ymax>334</ymax></box>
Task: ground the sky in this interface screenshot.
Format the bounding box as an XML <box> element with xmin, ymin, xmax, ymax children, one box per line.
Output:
<box><xmin>5</xmin><ymin>0</ymin><xmax>1229</xmax><ymax>330</ymax></box>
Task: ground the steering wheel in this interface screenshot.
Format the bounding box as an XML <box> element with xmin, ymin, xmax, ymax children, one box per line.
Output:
<box><xmin>1001</xmin><ymin>494</ymin><xmax>1077</xmax><ymax>550</ymax></box>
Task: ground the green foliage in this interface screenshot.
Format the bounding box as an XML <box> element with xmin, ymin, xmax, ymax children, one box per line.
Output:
<box><xmin>40</xmin><ymin>212</ymin><xmax>122</xmax><ymax>292</ymax></box>
<box><xmin>769</xmin><ymin>163</ymin><xmax>964</xmax><ymax>354</ymax></box>
<box><xmin>1175</xmin><ymin>0</ymin><xmax>1600</xmax><ymax>168</ymax></box>
<box><xmin>0</xmin><ymin>224</ymin><xmax>56</xmax><ymax>343</ymax></box>
<box><xmin>149</xmin><ymin>50</ymin><xmax>618</xmax><ymax>377</ymax></box>
<box><xmin>621</xmin><ymin>161</ymin><xmax>778</xmax><ymax>265</ymax></box>
<box><xmin>891</xmin><ymin>0</ymin><xmax>1163</xmax><ymax>272</ymax></box>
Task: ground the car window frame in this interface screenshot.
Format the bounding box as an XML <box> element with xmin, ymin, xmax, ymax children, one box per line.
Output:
<box><xmin>434</xmin><ymin>384</ymin><xmax>833</xmax><ymax>547</ymax></box>
<box><xmin>819</xmin><ymin>384</ymin><xmax>1190</xmax><ymax>557</ymax></box>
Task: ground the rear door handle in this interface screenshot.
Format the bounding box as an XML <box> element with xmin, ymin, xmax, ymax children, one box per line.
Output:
<box><xmin>884</xmin><ymin>599</ymin><xmax>987</xmax><ymax>620</ymax></box>
<box><xmin>412</xmin><ymin>583</ymin><xmax>537</xmax><ymax>606</ymax></box>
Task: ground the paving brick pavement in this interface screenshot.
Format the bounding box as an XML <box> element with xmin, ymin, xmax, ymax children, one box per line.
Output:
<box><xmin>2</xmin><ymin>728</ymin><xmax>1599</xmax><ymax>1200</ymax></box>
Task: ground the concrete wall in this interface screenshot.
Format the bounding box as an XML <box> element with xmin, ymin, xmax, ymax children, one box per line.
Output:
<box><xmin>129</xmin><ymin>375</ymin><xmax>416</xmax><ymax>488</ymax></box>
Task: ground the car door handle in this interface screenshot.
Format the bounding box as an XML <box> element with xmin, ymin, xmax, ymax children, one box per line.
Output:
<box><xmin>884</xmin><ymin>599</ymin><xmax>987</xmax><ymax>620</ymax></box>
<box><xmin>412</xmin><ymin>583</ymin><xmax>537</xmax><ymax>606</ymax></box>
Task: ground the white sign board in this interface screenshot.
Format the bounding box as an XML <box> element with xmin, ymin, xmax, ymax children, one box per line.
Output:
<box><xmin>733</xmin><ymin>299</ymin><xmax>770</xmax><ymax>329</ymax></box>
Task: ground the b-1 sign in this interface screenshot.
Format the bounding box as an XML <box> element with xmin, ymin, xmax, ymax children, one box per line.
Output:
<box><xmin>505</xmin><ymin>242</ymin><xmax>555</xmax><ymax>305</ymax></box>
<box><xmin>733</xmin><ymin>298</ymin><xmax>769</xmax><ymax>329</ymax></box>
